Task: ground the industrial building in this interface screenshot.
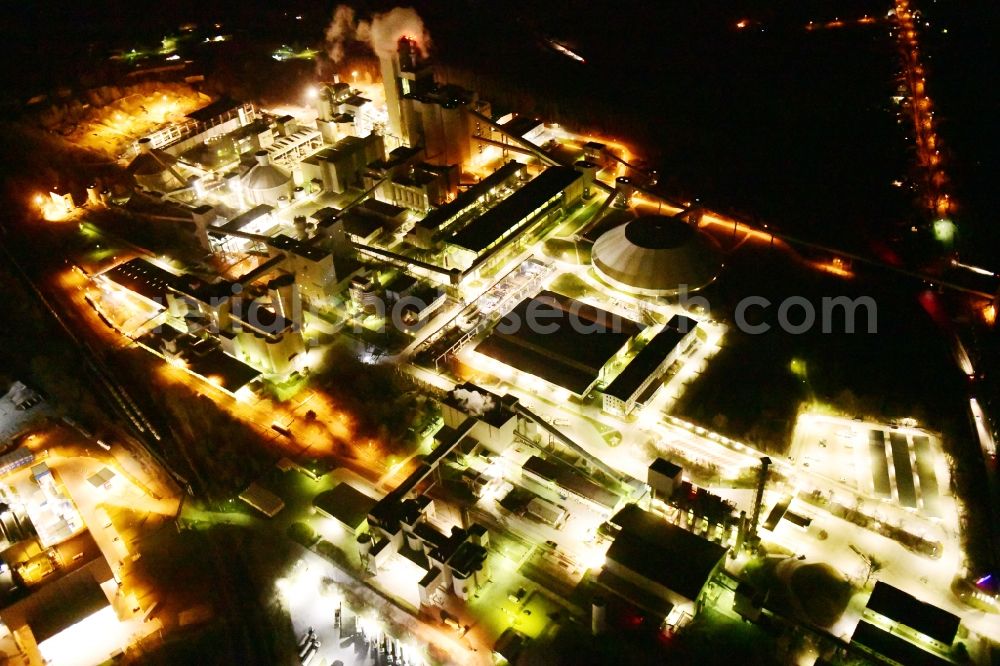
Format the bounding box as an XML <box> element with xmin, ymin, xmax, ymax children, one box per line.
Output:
<box><xmin>592</xmin><ymin>214</ymin><xmax>723</xmax><ymax>296</ymax></box>
<box><xmin>300</xmin><ymin>134</ymin><xmax>385</xmax><ymax>195</ymax></box>
<box><xmin>0</xmin><ymin>558</ymin><xmax>121</xmax><ymax>666</ymax></box>
<box><xmin>439</xmin><ymin>383</ymin><xmax>518</xmax><ymax>454</ymax></box>
<box><xmin>378</xmin><ymin>36</ymin><xmax>490</xmax><ymax>163</ymax></box>
<box><xmin>405</xmin><ymin>160</ymin><xmax>526</xmax><ymax>250</ymax></box>
<box><xmin>598</xmin><ymin>504</ymin><xmax>727</xmax><ymax>624</ymax></box>
<box><xmin>445</xmin><ymin>166</ymin><xmax>583</xmax><ymax>269</ymax></box>
<box><xmin>314</xmin><ymin>483</ymin><xmax>378</xmax><ymax>537</ymax></box>
<box><xmin>647</xmin><ymin>458</ymin><xmax>683</xmax><ymax>502</ymax></box>
<box><xmin>474</xmin><ymin>290</ymin><xmax>642</xmax><ymax>396</ymax></box>
<box><xmin>240</xmin><ymin>150</ymin><xmax>292</xmax><ymax>207</ymax></box>
<box><xmin>602</xmin><ymin>314</ymin><xmax>700</xmax><ymax>416</ymax></box>
<box><xmin>361</xmin><ymin>421</ymin><xmax>492</xmax><ymax>607</ymax></box>
<box><xmin>520</xmin><ymin>456</ymin><xmax>624</xmax><ymax>516</ymax></box>
<box><xmin>365</xmin><ymin>147</ymin><xmax>458</xmax><ymax>212</ymax></box>
<box><xmin>123</xmin><ymin>192</ymin><xmax>216</xmax><ymax>250</ymax></box>
<box><xmin>851</xmin><ymin>581</ymin><xmax>962</xmax><ymax>665</ymax></box>
<box><xmin>98</xmin><ymin>257</ymin><xmax>305</xmax><ymax>378</ymax></box>
<box><xmin>127</xmin><ymin>137</ymin><xmax>187</xmax><ymax>192</ymax></box>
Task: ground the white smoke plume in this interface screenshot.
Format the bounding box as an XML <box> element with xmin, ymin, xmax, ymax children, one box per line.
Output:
<box><xmin>324</xmin><ymin>5</ymin><xmax>357</xmax><ymax>63</ymax></box>
<box><xmin>453</xmin><ymin>388</ymin><xmax>496</xmax><ymax>417</ymax></box>
<box><xmin>323</xmin><ymin>5</ymin><xmax>432</xmax><ymax>63</ymax></box>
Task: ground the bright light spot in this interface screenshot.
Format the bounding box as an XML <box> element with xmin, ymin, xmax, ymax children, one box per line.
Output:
<box><xmin>933</xmin><ymin>218</ymin><xmax>956</xmax><ymax>244</ymax></box>
<box><xmin>306</xmin><ymin>86</ymin><xmax>318</xmax><ymax>100</ymax></box>
<box><xmin>982</xmin><ymin>304</ymin><xmax>997</xmax><ymax>327</ymax></box>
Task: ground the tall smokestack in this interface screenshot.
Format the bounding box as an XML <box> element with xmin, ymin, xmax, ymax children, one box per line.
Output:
<box><xmin>379</xmin><ymin>41</ymin><xmax>405</xmax><ymax>145</ymax></box>
<box><xmin>749</xmin><ymin>457</ymin><xmax>771</xmax><ymax>540</ymax></box>
<box><xmin>734</xmin><ymin>510</ymin><xmax>747</xmax><ymax>557</ymax></box>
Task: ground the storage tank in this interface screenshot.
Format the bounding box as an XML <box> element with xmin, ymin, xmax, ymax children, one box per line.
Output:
<box><xmin>242</xmin><ymin>150</ymin><xmax>292</xmax><ymax>207</ymax></box>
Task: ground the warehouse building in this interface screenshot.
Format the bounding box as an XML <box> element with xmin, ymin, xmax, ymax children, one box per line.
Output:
<box><xmin>474</xmin><ymin>290</ymin><xmax>642</xmax><ymax>397</ymax></box>
<box><xmin>598</xmin><ymin>504</ymin><xmax>727</xmax><ymax>624</ymax></box>
<box><xmin>602</xmin><ymin>314</ymin><xmax>700</xmax><ymax>416</ymax></box>
<box><xmin>851</xmin><ymin>581</ymin><xmax>961</xmax><ymax>665</ymax></box>
<box><xmin>445</xmin><ymin>166</ymin><xmax>582</xmax><ymax>269</ymax></box>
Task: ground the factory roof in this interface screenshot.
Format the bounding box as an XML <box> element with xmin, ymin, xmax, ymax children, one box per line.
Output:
<box><xmin>124</xmin><ymin>191</ymin><xmax>198</xmax><ymax>221</ymax></box>
<box><xmin>361</xmin><ymin>198</ymin><xmax>407</xmax><ymax>220</ymax></box>
<box><xmin>865</xmin><ymin>582</ymin><xmax>961</xmax><ymax>644</ymax></box>
<box><xmin>340</xmin><ymin>94</ymin><xmax>370</xmax><ymax>108</ymax></box>
<box><xmin>127</xmin><ymin>147</ymin><xmax>179</xmax><ymax>176</ymax></box>
<box><xmin>219</xmin><ymin>203</ymin><xmax>273</xmax><ymax>233</ymax></box>
<box><xmin>385</xmin><ymin>273</ymin><xmax>417</xmax><ymax>295</ymax></box>
<box><xmin>268</xmin><ymin>234</ymin><xmax>329</xmax><ymax>262</ymax></box>
<box><xmin>605</xmin><ymin>504</ymin><xmax>727</xmax><ymax>602</ymax></box>
<box><xmin>231</xmin><ymin>298</ymin><xmax>293</xmax><ymax>335</ymax></box>
<box><xmin>852</xmin><ymin>620</ymin><xmax>951</xmax><ymax>666</ymax></box>
<box><xmin>238</xmin><ymin>482</ymin><xmax>284</xmax><ymax>517</ymax></box>
<box><xmin>603</xmin><ymin>315</ymin><xmax>696</xmax><ymax>401</ymax></box>
<box><xmin>341</xmin><ymin>212</ymin><xmax>384</xmax><ymax>240</ymax></box>
<box><xmin>185</xmin><ymin>96</ymin><xmax>243</xmax><ymax>123</ymax></box>
<box><xmin>309</xmin><ymin>206</ymin><xmax>340</xmax><ymax>226</ymax></box>
<box><xmin>448</xmin><ymin>166</ymin><xmax>581</xmax><ymax>253</ymax></box>
<box><xmin>22</xmin><ymin>568</ymin><xmax>110</xmax><ymax>644</ymax></box>
<box><xmin>417</xmin><ymin>160</ymin><xmax>525</xmax><ymax>231</ymax></box>
<box><xmin>593</xmin><ymin>215</ymin><xmax>723</xmax><ymax>295</ymax></box>
<box><xmin>474</xmin><ymin>291</ymin><xmax>640</xmax><ymax>395</ymax></box>
<box><xmin>522</xmin><ymin>456</ymin><xmax>621</xmax><ymax>510</ymax></box>
<box><xmin>137</xmin><ymin>329</ymin><xmax>261</xmax><ymax>393</ymax></box>
<box><xmin>501</xmin><ymin>116</ymin><xmax>543</xmax><ymax>138</ymax></box>
<box><xmin>368</xmin><ymin>146</ymin><xmax>424</xmax><ymax>173</ymax></box>
<box><xmin>428</xmin><ymin>525</ymin><xmax>488</xmax><ymax>577</ymax></box>
<box><xmin>101</xmin><ymin>258</ymin><xmax>180</xmax><ymax>305</ymax></box>
<box><xmin>649</xmin><ymin>458</ymin><xmax>682</xmax><ymax>479</ymax></box>
<box><xmin>87</xmin><ymin>467</ymin><xmax>116</xmax><ymax>488</ymax></box>
<box><xmin>313</xmin><ymin>483</ymin><xmax>377</xmax><ymax>531</ymax></box>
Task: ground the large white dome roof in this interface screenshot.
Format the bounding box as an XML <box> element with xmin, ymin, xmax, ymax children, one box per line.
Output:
<box><xmin>592</xmin><ymin>214</ymin><xmax>723</xmax><ymax>296</ymax></box>
<box><xmin>242</xmin><ymin>151</ymin><xmax>291</xmax><ymax>192</ymax></box>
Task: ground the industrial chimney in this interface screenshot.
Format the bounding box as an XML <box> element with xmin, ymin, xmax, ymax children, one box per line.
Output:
<box><xmin>749</xmin><ymin>457</ymin><xmax>771</xmax><ymax>540</ymax></box>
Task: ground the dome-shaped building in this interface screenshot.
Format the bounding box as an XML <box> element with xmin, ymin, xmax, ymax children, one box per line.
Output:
<box><xmin>128</xmin><ymin>137</ymin><xmax>186</xmax><ymax>192</ymax></box>
<box><xmin>592</xmin><ymin>214</ymin><xmax>723</xmax><ymax>296</ymax></box>
<box><xmin>242</xmin><ymin>150</ymin><xmax>292</xmax><ymax>207</ymax></box>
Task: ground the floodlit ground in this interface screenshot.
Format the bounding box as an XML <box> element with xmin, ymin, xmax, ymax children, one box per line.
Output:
<box><xmin>36</xmin><ymin>82</ymin><xmax>209</xmax><ymax>158</ymax></box>
<box><xmin>279</xmin><ymin>549</ymin><xmax>490</xmax><ymax>666</ymax></box>
<box><xmin>790</xmin><ymin>412</ymin><xmax>952</xmax><ymax>519</ymax></box>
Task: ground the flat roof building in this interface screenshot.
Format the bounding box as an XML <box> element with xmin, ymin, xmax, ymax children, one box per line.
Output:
<box><xmin>474</xmin><ymin>290</ymin><xmax>642</xmax><ymax>396</ymax></box>
<box><xmin>407</xmin><ymin>160</ymin><xmax>525</xmax><ymax>249</ymax></box>
<box><xmin>602</xmin><ymin>314</ymin><xmax>699</xmax><ymax>416</ymax></box>
<box><xmin>447</xmin><ymin>166</ymin><xmax>582</xmax><ymax>255</ymax></box>
<box><xmin>862</xmin><ymin>581</ymin><xmax>961</xmax><ymax>653</ymax></box>
<box><xmin>598</xmin><ymin>504</ymin><xmax>727</xmax><ymax>623</ymax></box>
<box><xmin>852</xmin><ymin>620</ymin><xmax>953</xmax><ymax>666</ymax></box>
<box><xmin>314</xmin><ymin>483</ymin><xmax>378</xmax><ymax>536</ymax></box>
<box><xmin>238</xmin><ymin>482</ymin><xmax>285</xmax><ymax>518</ymax></box>
<box><xmin>521</xmin><ymin>455</ymin><xmax>622</xmax><ymax>514</ymax></box>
